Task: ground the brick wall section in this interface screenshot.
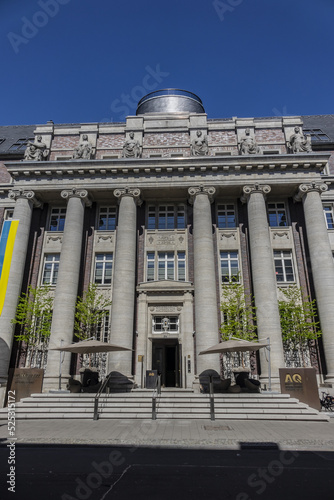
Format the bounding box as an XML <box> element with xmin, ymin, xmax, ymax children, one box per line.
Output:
<box><xmin>255</xmin><ymin>129</ymin><xmax>285</xmax><ymax>143</ymax></box>
<box><xmin>0</xmin><ymin>162</ymin><xmax>11</xmax><ymax>182</ymax></box>
<box><xmin>51</xmin><ymin>135</ymin><xmax>79</xmax><ymax>150</ymax></box>
<box><xmin>143</xmin><ymin>132</ymin><xmax>189</xmax><ymax>147</ymax></box>
<box><xmin>97</xmin><ymin>134</ymin><xmax>124</xmax><ymax>148</ymax></box>
<box><xmin>208</xmin><ymin>131</ymin><xmax>236</xmax><ymax>145</ymax></box>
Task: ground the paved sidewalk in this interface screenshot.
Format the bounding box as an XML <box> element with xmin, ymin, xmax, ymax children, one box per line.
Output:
<box><xmin>1</xmin><ymin>416</ymin><xmax>334</xmax><ymax>451</ymax></box>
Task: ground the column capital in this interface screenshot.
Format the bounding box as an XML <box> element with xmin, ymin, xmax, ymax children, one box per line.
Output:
<box><xmin>188</xmin><ymin>185</ymin><xmax>216</xmax><ymax>205</ymax></box>
<box><xmin>113</xmin><ymin>187</ymin><xmax>142</xmax><ymax>206</ymax></box>
<box><xmin>61</xmin><ymin>188</ymin><xmax>92</xmax><ymax>207</ymax></box>
<box><xmin>8</xmin><ymin>189</ymin><xmax>42</xmax><ymax>208</ymax></box>
<box><xmin>241</xmin><ymin>184</ymin><xmax>271</xmax><ymax>203</ymax></box>
<box><xmin>294</xmin><ymin>182</ymin><xmax>328</xmax><ymax>202</ymax></box>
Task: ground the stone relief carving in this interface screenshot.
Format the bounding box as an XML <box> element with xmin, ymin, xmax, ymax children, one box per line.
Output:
<box><xmin>72</xmin><ymin>134</ymin><xmax>95</xmax><ymax>160</ymax></box>
<box><xmin>122</xmin><ymin>132</ymin><xmax>141</xmax><ymax>158</ymax></box>
<box><xmin>47</xmin><ymin>235</ymin><xmax>63</xmax><ymax>244</ymax></box>
<box><xmin>238</xmin><ymin>128</ymin><xmax>261</xmax><ymax>155</ymax></box>
<box><xmin>24</xmin><ymin>135</ymin><xmax>49</xmax><ymax>161</ymax></box>
<box><xmin>294</xmin><ymin>182</ymin><xmax>328</xmax><ymax>202</ymax></box>
<box><xmin>97</xmin><ymin>235</ymin><xmax>113</xmax><ymax>244</ymax></box>
<box><xmin>220</xmin><ymin>232</ymin><xmax>237</xmax><ymax>241</ymax></box>
<box><xmin>241</xmin><ymin>184</ymin><xmax>271</xmax><ymax>203</ymax></box>
<box><xmin>272</xmin><ymin>231</ymin><xmax>289</xmax><ymax>240</ymax></box>
<box><xmin>190</xmin><ymin>130</ymin><xmax>209</xmax><ymax>156</ymax></box>
<box><xmin>287</xmin><ymin>127</ymin><xmax>312</xmax><ymax>154</ymax></box>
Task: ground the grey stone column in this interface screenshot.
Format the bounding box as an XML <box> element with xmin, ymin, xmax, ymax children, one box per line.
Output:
<box><xmin>295</xmin><ymin>182</ymin><xmax>334</xmax><ymax>383</ymax></box>
<box><xmin>44</xmin><ymin>189</ymin><xmax>91</xmax><ymax>390</ymax></box>
<box><xmin>188</xmin><ymin>186</ymin><xmax>220</xmax><ymax>375</ymax></box>
<box><xmin>108</xmin><ymin>188</ymin><xmax>141</xmax><ymax>377</ymax></box>
<box><xmin>0</xmin><ymin>190</ymin><xmax>41</xmax><ymax>405</ymax></box>
<box><xmin>242</xmin><ymin>185</ymin><xmax>285</xmax><ymax>387</ymax></box>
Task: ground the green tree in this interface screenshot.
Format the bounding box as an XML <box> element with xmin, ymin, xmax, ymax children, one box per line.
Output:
<box><xmin>278</xmin><ymin>285</ymin><xmax>322</xmax><ymax>367</ymax></box>
<box><xmin>220</xmin><ymin>280</ymin><xmax>257</xmax><ymax>342</ymax></box>
<box><xmin>74</xmin><ymin>283</ymin><xmax>112</xmax><ymax>340</ymax></box>
<box><xmin>12</xmin><ymin>286</ymin><xmax>53</xmax><ymax>366</ymax></box>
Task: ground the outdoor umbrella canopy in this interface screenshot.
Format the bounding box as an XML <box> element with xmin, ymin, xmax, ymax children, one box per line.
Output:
<box><xmin>199</xmin><ymin>339</ymin><xmax>268</xmax><ymax>355</ymax></box>
<box><xmin>50</xmin><ymin>339</ymin><xmax>132</xmax><ymax>354</ymax></box>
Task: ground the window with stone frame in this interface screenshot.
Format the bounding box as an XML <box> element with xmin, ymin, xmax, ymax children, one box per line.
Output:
<box><xmin>96</xmin><ymin>311</ymin><xmax>110</xmax><ymax>342</ymax></box>
<box><xmin>146</xmin><ymin>251</ymin><xmax>186</xmax><ymax>281</ymax></box>
<box><xmin>4</xmin><ymin>208</ymin><xmax>14</xmax><ymax>220</ymax></box>
<box><xmin>217</xmin><ymin>204</ymin><xmax>236</xmax><ymax>228</ymax></box>
<box><xmin>267</xmin><ymin>202</ymin><xmax>288</xmax><ymax>227</ymax></box>
<box><xmin>42</xmin><ymin>254</ymin><xmax>60</xmax><ymax>285</ymax></box>
<box><xmin>98</xmin><ymin>206</ymin><xmax>117</xmax><ymax>230</ymax></box>
<box><xmin>152</xmin><ymin>316</ymin><xmax>179</xmax><ymax>334</ymax></box>
<box><xmin>49</xmin><ymin>208</ymin><xmax>66</xmax><ymax>231</ymax></box>
<box><xmin>147</xmin><ymin>204</ymin><xmax>186</xmax><ymax>229</ymax></box>
<box><xmin>94</xmin><ymin>253</ymin><xmax>113</xmax><ymax>285</ymax></box>
<box><xmin>220</xmin><ymin>251</ymin><xmax>240</xmax><ymax>283</ymax></box>
<box><xmin>274</xmin><ymin>250</ymin><xmax>295</xmax><ymax>282</ymax></box>
<box><xmin>323</xmin><ymin>204</ymin><xmax>334</xmax><ymax>229</ymax></box>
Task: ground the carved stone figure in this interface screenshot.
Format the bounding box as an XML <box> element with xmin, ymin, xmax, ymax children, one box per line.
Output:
<box><xmin>72</xmin><ymin>134</ymin><xmax>94</xmax><ymax>160</ymax></box>
<box><xmin>287</xmin><ymin>127</ymin><xmax>312</xmax><ymax>154</ymax></box>
<box><xmin>191</xmin><ymin>130</ymin><xmax>209</xmax><ymax>156</ymax></box>
<box><xmin>239</xmin><ymin>128</ymin><xmax>260</xmax><ymax>155</ymax></box>
<box><xmin>24</xmin><ymin>135</ymin><xmax>49</xmax><ymax>161</ymax></box>
<box><xmin>122</xmin><ymin>132</ymin><xmax>141</xmax><ymax>158</ymax></box>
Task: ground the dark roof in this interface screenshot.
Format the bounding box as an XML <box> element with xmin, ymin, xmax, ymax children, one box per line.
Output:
<box><xmin>0</xmin><ymin>125</ymin><xmax>35</xmax><ymax>159</ymax></box>
<box><xmin>302</xmin><ymin>115</ymin><xmax>334</xmax><ymax>145</ymax></box>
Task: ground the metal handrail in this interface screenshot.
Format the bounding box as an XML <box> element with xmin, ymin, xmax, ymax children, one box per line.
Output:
<box><xmin>152</xmin><ymin>374</ymin><xmax>161</xmax><ymax>420</ymax></box>
<box><xmin>209</xmin><ymin>375</ymin><xmax>215</xmax><ymax>421</ymax></box>
<box><xmin>93</xmin><ymin>372</ymin><xmax>112</xmax><ymax>420</ymax></box>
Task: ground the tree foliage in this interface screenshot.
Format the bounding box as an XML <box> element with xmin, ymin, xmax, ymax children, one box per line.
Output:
<box><xmin>220</xmin><ymin>280</ymin><xmax>257</xmax><ymax>341</ymax></box>
<box><xmin>12</xmin><ymin>285</ymin><xmax>53</xmax><ymax>347</ymax></box>
<box><xmin>278</xmin><ymin>285</ymin><xmax>322</xmax><ymax>367</ymax></box>
<box><xmin>74</xmin><ymin>283</ymin><xmax>112</xmax><ymax>340</ymax></box>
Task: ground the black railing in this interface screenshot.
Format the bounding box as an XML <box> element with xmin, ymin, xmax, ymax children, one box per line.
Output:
<box><xmin>152</xmin><ymin>374</ymin><xmax>161</xmax><ymax>420</ymax></box>
<box><xmin>93</xmin><ymin>372</ymin><xmax>112</xmax><ymax>420</ymax></box>
<box><xmin>209</xmin><ymin>375</ymin><xmax>215</xmax><ymax>421</ymax></box>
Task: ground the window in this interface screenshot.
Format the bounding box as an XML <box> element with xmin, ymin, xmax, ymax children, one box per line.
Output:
<box><xmin>147</xmin><ymin>205</ymin><xmax>186</xmax><ymax>229</ymax></box>
<box><xmin>324</xmin><ymin>204</ymin><xmax>334</xmax><ymax>229</ymax></box>
<box><xmin>8</xmin><ymin>138</ymin><xmax>34</xmax><ymax>151</ymax></box>
<box><xmin>94</xmin><ymin>253</ymin><xmax>113</xmax><ymax>285</ymax></box>
<box><xmin>4</xmin><ymin>209</ymin><xmax>14</xmax><ymax>220</ymax></box>
<box><xmin>96</xmin><ymin>312</ymin><xmax>110</xmax><ymax>342</ymax></box>
<box><xmin>0</xmin><ymin>138</ymin><xmax>5</xmax><ymax>146</ymax></box>
<box><xmin>303</xmin><ymin>128</ymin><xmax>330</xmax><ymax>142</ymax></box>
<box><xmin>268</xmin><ymin>203</ymin><xmax>287</xmax><ymax>227</ymax></box>
<box><xmin>217</xmin><ymin>204</ymin><xmax>236</xmax><ymax>228</ymax></box>
<box><xmin>152</xmin><ymin>316</ymin><xmax>179</xmax><ymax>334</ymax></box>
<box><xmin>98</xmin><ymin>207</ymin><xmax>116</xmax><ymax>230</ymax></box>
<box><xmin>220</xmin><ymin>251</ymin><xmax>240</xmax><ymax>283</ymax></box>
<box><xmin>49</xmin><ymin>208</ymin><xmax>66</xmax><ymax>231</ymax></box>
<box><xmin>42</xmin><ymin>254</ymin><xmax>60</xmax><ymax>285</ymax></box>
<box><xmin>274</xmin><ymin>250</ymin><xmax>294</xmax><ymax>282</ymax></box>
<box><xmin>147</xmin><ymin>251</ymin><xmax>186</xmax><ymax>281</ymax></box>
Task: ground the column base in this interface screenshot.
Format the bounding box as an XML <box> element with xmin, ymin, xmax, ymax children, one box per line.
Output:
<box><xmin>324</xmin><ymin>374</ymin><xmax>334</xmax><ymax>387</ymax></box>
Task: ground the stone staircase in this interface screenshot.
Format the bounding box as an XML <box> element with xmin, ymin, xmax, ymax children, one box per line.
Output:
<box><xmin>0</xmin><ymin>390</ymin><xmax>329</xmax><ymax>421</ymax></box>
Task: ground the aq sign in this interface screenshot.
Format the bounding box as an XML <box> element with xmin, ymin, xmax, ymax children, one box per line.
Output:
<box><xmin>279</xmin><ymin>367</ymin><xmax>320</xmax><ymax>410</ymax></box>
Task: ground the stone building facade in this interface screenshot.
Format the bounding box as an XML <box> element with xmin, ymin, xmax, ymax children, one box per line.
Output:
<box><xmin>1</xmin><ymin>90</ymin><xmax>334</xmax><ymax>403</ymax></box>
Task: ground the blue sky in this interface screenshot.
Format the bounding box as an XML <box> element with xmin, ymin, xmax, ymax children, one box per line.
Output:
<box><xmin>1</xmin><ymin>0</ymin><xmax>333</xmax><ymax>125</ymax></box>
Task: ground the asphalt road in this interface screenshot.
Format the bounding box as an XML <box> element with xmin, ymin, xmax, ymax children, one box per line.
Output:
<box><xmin>1</xmin><ymin>444</ymin><xmax>334</xmax><ymax>500</ymax></box>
